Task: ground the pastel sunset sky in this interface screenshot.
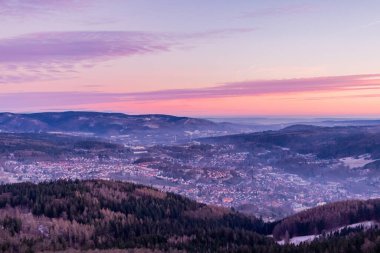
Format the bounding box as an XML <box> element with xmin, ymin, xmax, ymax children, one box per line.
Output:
<box><xmin>1</xmin><ymin>0</ymin><xmax>380</xmax><ymax>116</ymax></box>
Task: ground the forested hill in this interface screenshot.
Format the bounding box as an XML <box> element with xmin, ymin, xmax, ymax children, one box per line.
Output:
<box><xmin>2</xmin><ymin>180</ymin><xmax>380</xmax><ymax>253</ymax></box>
<box><xmin>273</xmin><ymin>198</ymin><xmax>380</xmax><ymax>240</ymax></box>
<box><xmin>0</xmin><ymin>180</ymin><xmax>274</xmax><ymax>252</ymax></box>
<box><xmin>201</xmin><ymin>124</ymin><xmax>380</xmax><ymax>159</ymax></box>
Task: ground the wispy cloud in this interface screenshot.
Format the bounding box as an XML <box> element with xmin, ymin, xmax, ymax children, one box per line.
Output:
<box><xmin>0</xmin><ymin>29</ymin><xmax>253</xmax><ymax>84</ymax></box>
<box><xmin>0</xmin><ymin>29</ymin><xmax>255</xmax><ymax>64</ymax></box>
<box><xmin>0</xmin><ymin>31</ymin><xmax>172</xmax><ymax>83</ymax></box>
<box><xmin>242</xmin><ymin>4</ymin><xmax>315</xmax><ymax>18</ymax></box>
<box><xmin>0</xmin><ymin>0</ymin><xmax>90</xmax><ymax>17</ymax></box>
<box><xmin>122</xmin><ymin>74</ymin><xmax>380</xmax><ymax>101</ymax></box>
<box><xmin>0</xmin><ymin>31</ymin><xmax>173</xmax><ymax>64</ymax></box>
<box><xmin>362</xmin><ymin>19</ymin><xmax>380</xmax><ymax>28</ymax></box>
<box><xmin>302</xmin><ymin>93</ymin><xmax>380</xmax><ymax>101</ymax></box>
<box><xmin>1</xmin><ymin>74</ymin><xmax>380</xmax><ymax>111</ymax></box>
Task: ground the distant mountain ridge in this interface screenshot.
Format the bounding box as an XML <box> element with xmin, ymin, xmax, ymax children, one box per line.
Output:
<box><xmin>201</xmin><ymin>124</ymin><xmax>380</xmax><ymax>159</ymax></box>
<box><xmin>0</xmin><ymin>111</ymin><xmax>214</xmax><ymax>133</ymax></box>
<box><xmin>0</xmin><ymin>111</ymin><xmax>252</xmax><ymax>145</ymax></box>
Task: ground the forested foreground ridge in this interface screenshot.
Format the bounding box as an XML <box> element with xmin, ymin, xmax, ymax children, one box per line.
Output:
<box><xmin>273</xmin><ymin>199</ymin><xmax>380</xmax><ymax>240</ymax></box>
<box><xmin>1</xmin><ymin>180</ymin><xmax>380</xmax><ymax>252</ymax></box>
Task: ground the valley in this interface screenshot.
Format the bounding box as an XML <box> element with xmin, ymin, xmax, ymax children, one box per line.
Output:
<box><xmin>1</xmin><ymin>113</ymin><xmax>380</xmax><ymax>221</ymax></box>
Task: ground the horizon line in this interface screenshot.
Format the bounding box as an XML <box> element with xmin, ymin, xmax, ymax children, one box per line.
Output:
<box><xmin>1</xmin><ymin>110</ymin><xmax>380</xmax><ymax>120</ymax></box>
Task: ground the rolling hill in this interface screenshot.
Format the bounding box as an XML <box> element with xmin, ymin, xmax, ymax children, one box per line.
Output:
<box><xmin>0</xmin><ymin>132</ymin><xmax>128</xmax><ymax>161</ymax></box>
<box><xmin>201</xmin><ymin>124</ymin><xmax>380</xmax><ymax>160</ymax></box>
<box><xmin>0</xmin><ymin>179</ymin><xmax>273</xmax><ymax>252</ymax></box>
<box><xmin>0</xmin><ymin>112</ymin><xmax>252</xmax><ymax>145</ymax></box>
<box><xmin>1</xmin><ymin>180</ymin><xmax>380</xmax><ymax>252</ymax></box>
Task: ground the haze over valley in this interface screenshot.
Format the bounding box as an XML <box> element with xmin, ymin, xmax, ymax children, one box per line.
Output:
<box><xmin>1</xmin><ymin>112</ymin><xmax>380</xmax><ymax>222</ymax></box>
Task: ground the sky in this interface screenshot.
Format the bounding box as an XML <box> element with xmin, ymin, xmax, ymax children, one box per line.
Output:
<box><xmin>1</xmin><ymin>0</ymin><xmax>380</xmax><ymax>117</ymax></box>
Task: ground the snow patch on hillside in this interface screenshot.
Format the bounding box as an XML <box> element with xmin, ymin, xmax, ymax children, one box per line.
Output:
<box><xmin>276</xmin><ymin>220</ymin><xmax>380</xmax><ymax>245</ymax></box>
<box><xmin>340</xmin><ymin>154</ymin><xmax>375</xmax><ymax>169</ymax></box>
<box><xmin>277</xmin><ymin>235</ymin><xmax>318</xmax><ymax>246</ymax></box>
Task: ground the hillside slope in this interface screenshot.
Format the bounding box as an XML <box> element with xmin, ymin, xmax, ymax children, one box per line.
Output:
<box><xmin>201</xmin><ymin>124</ymin><xmax>380</xmax><ymax>159</ymax></box>
<box><xmin>1</xmin><ymin>180</ymin><xmax>380</xmax><ymax>252</ymax></box>
<box><xmin>273</xmin><ymin>199</ymin><xmax>380</xmax><ymax>240</ymax></box>
<box><xmin>0</xmin><ymin>132</ymin><xmax>127</xmax><ymax>160</ymax></box>
<box><xmin>0</xmin><ymin>180</ymin><xmax>273</xmax><ymax>252</ymax></box>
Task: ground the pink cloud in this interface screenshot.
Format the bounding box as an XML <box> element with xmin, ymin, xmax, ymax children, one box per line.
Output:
<box><xmin>1</xmin><ymin>74</ymin><xmax>380</xmax><ymax>111</ymax></box>
<box><xmin>122</xmin><ymin>74</ymin><xmax>380</xmax><ymax>101</ymax></box>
